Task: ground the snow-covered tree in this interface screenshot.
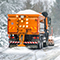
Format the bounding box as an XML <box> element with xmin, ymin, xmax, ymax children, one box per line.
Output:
<box><xmin>32</xmin><ymin>0</ymin><xmax>44</xmax><ymax>12</ymax></box>
<box><xmin>24</xmin><ymin>0</ymin><xmax>32</xmax><ymax>9</ymax></box>
<box><xmin>51</xmin><ymin>0</ymin><xmax>60</xmax><ymax>36</ymax></box>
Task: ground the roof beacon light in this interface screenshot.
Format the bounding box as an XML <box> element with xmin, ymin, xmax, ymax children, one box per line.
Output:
<box><xmin>21</xmin><ymin>15</ymin><xmax>24</xmax><ymax>18</ymax></box>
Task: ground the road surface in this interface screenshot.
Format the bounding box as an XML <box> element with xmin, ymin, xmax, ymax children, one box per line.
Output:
<box><xmin>0</xmin><ymin>37</ymin><xmax>60</xmax><ymax>60</ymax></box>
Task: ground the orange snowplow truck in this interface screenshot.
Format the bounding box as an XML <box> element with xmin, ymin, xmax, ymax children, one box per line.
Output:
<box><xmin>7</xmin><ymin>11</ymin><xmax>53</xmax><ymax>48</ymax></box>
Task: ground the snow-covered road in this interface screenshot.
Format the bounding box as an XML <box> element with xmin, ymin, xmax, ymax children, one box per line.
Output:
<box><xmin>0</xmin><ymin>37</ymin><xmax>60</xmax><ymax>60</ymax></box>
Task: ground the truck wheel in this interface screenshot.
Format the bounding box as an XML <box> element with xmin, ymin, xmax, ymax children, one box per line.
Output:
<box><xmin>43</xmin><ymin>42</ymin><xmax>47</xmax><ymax>47</ymax></box>
<box><xmin>38</xmin><ymin>43</ymin><xmax>41</xmax><ymax>49</ymax></box>
<box><xmin>9</xmin><ymin>43</ymin><xmax>11</xmax><ymax>48</ymax></box>
<box><xmin>41</xmin><ymin>42</ymin><xmax>43</xmax><ymax>48</ymax></box>
<box><xmin>9</xmin><ymin>43</ymin><xmax>16</xmax><ymax>48</ymax></box>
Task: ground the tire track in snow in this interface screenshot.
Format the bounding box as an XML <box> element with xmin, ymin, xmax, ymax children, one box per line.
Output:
<box><xmin>22</xmin><ymin>49</ymin><xmax>43</xmax><ymax>60</ymax></box>
<box><xmin>14</xmin><ymin>49</ymin><xmax>39</xmax><ymax>60</ymax></box>
<box><xmin>0</xmin><ymin>47</ymin><xmax>39</xmax><ymax>60</ymax></box>
<box><xmin>43</xmin><ymin>51</ymin><xmax>60</xmax><ymax>60</ymax></box>
<box><xmin>42</xmin><ymin>45</ymin><xmax>60</xmax><ymax>60</ymax></box>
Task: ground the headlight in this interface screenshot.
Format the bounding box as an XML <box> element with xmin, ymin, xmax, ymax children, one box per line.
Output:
<box><xmin>21</xmin><ymin>15</ymin><xmax>24</xmax><ymax>18</ymax></box>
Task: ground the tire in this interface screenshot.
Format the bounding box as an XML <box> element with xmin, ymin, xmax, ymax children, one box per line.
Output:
<box><xmin>9</xmin><ymin>43</ymin><xmax>17</xmax><ymax>48</ymax></box>
<box><xmin>38</xmin><ymin>42</ymin><xmax>43</xmax><ymax>49</ymax></box>
<box><xmin>41</xmin><ymin>42</ymin><xmax>43</xmax><ymax>48</ymax></box>
<box><xmin>43</xmin><ymin>42</ymin><xmax>47</xmax><ymax>47</ymax></box>
<box><xmin>38</xmin><ymin>43</ymin><xmax>41</xmax><ymax>49</ymax></box>
<box><xmin>9</xmin><ymin>43</ymin><xmax>11</xmax><ymax>48</ymax></box>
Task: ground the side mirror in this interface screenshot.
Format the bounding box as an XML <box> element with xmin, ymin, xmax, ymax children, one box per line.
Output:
<box><xmin>48</xmin><ymin>17</ymin><xmax>51</xmax><ymax>25</ymax></box>
<box><xmin>42</xmin><ymin>12</ymin><xmax>48</xmax><ymax>17</ymax></box>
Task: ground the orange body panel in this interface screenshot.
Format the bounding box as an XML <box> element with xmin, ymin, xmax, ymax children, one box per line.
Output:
<box><xmin>8</xmin><ymin>18</ymin><xmax>18</xmax><ymax>33</ymax></box>
<box><xmin>8</xmin><ymin>14</ymin><xmax>45</xmax><ymax>35</ymax></box>
<box><xmin>46</xmin><ymin>17</ymin><xmax>48</xmax><ymax>29</ymax></box>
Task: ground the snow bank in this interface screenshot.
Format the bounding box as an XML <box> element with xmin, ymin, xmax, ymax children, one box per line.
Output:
<box><xmin>37</xmin><ymin>58</ymin><xmax>42</xmax><ymax>60</ymax></box>
<box><xmin>3</xmin><ymin>47</ymin><xmax>33</xmax><ymax>54</ymax></box>
<box><xmin>0</xmin><ymin>47</ymin><xmax>8</xmax><ymax>52</ymax></box>
<box><xmin>17</xmin><ymin>9</ymin><xmax>39</xmax><ymax>14</ymax></box>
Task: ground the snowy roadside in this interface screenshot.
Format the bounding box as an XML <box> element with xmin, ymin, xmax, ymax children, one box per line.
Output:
<box><xmin>54</xmin><ymin>55</ymin><xmax>60</xmax><ymax>60</ymax></box>
<box><xmin>0</xmin><ymin>36</ymin><xmax>60</xmax><ymax>60</ymax></box>
<box><xmin>37</xmin><ymin>36</ymin><xmax>60</xmax><ymax>60</ymax></box>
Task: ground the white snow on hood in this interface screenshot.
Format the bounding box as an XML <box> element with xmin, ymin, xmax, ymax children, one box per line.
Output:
<box><xmin>17</xmin><ymin>9</ymin><xmax>39</xmax><ymax>14</ymax></box>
